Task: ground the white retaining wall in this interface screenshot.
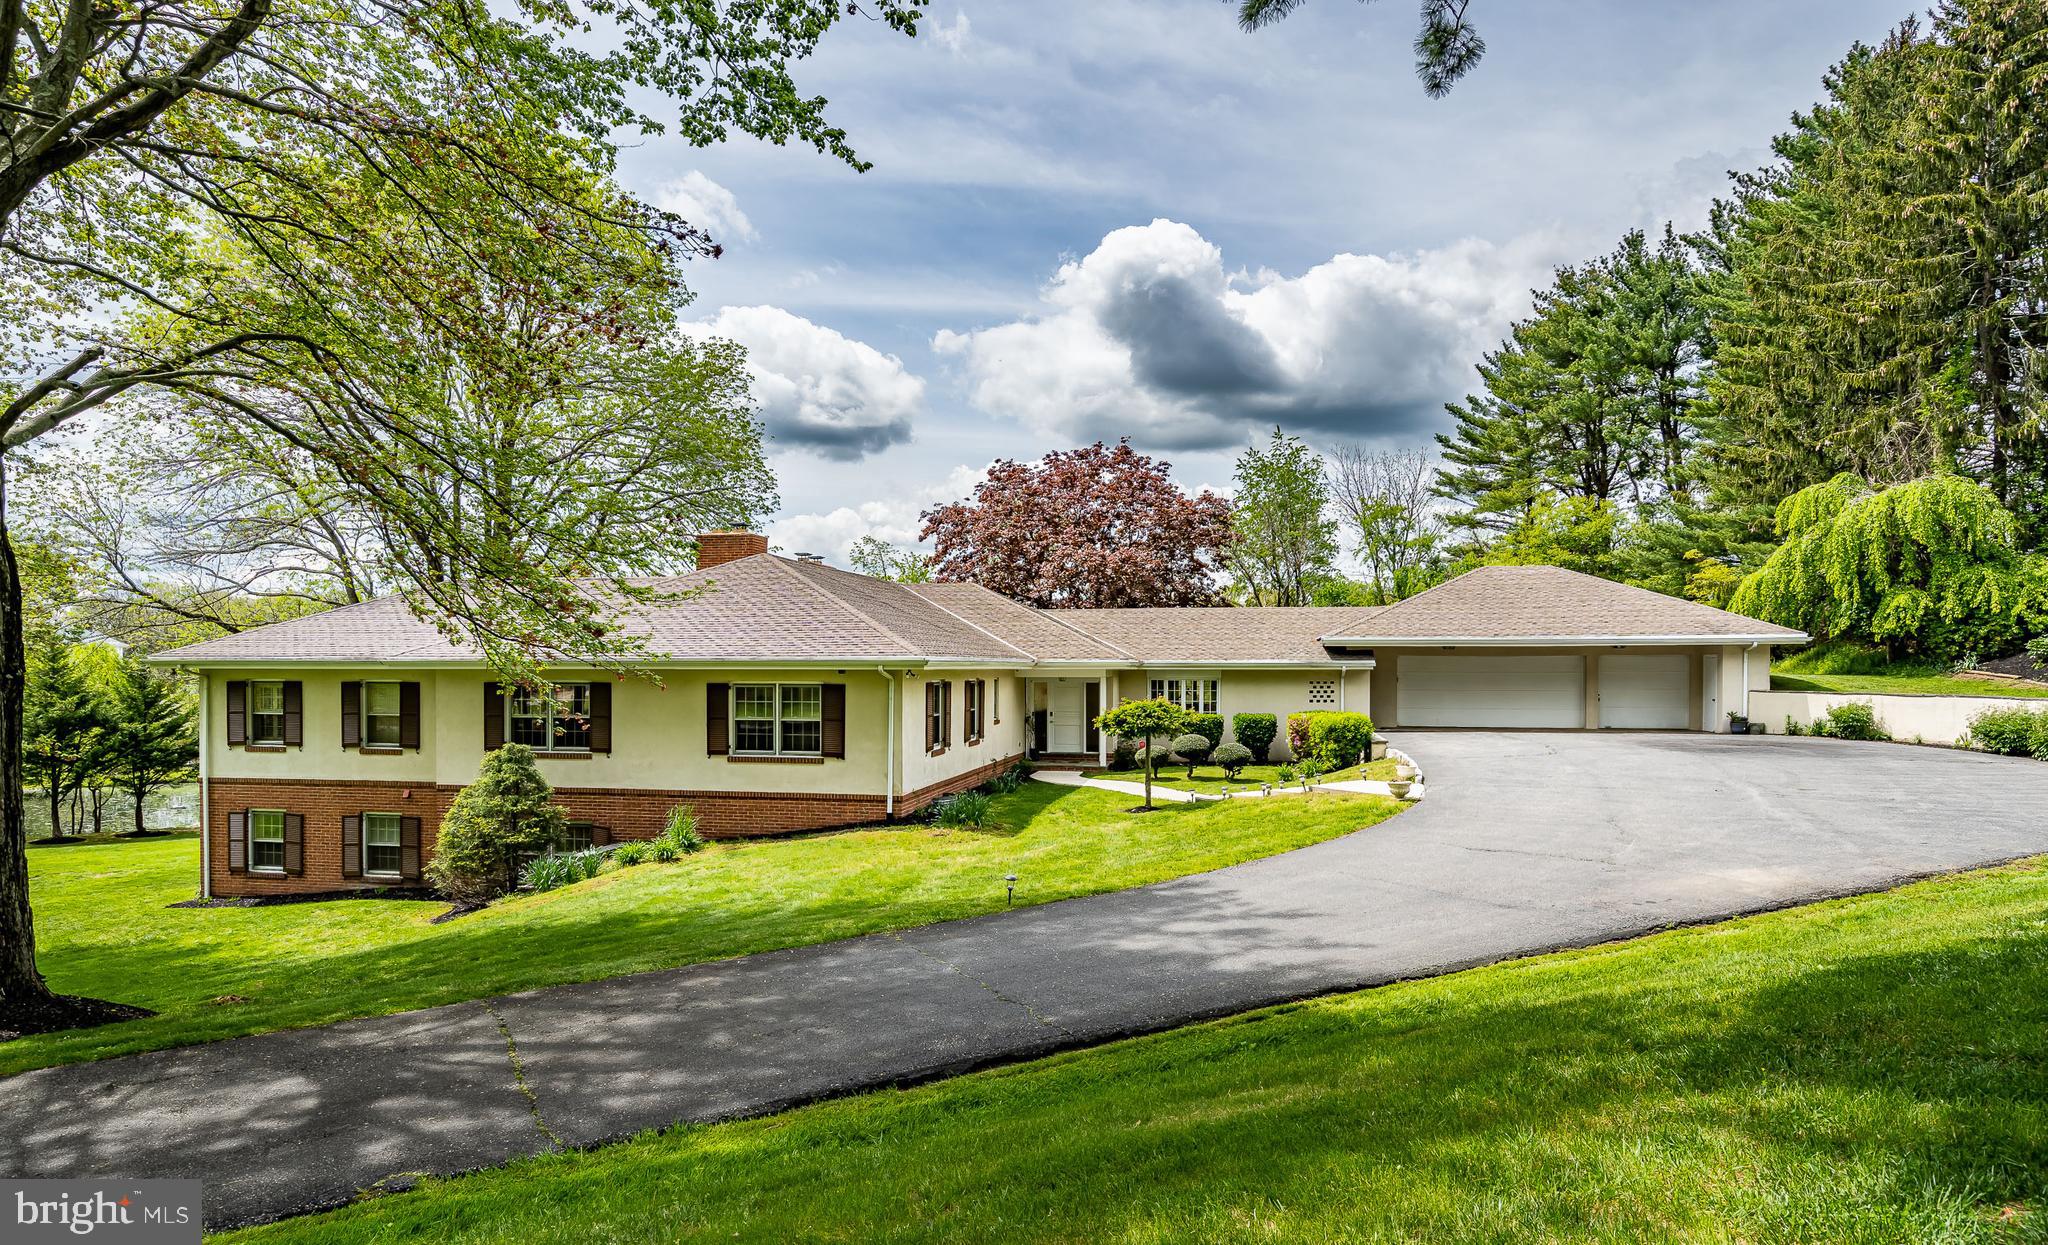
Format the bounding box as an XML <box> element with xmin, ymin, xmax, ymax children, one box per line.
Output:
<box><xmin>1750</xmin><ymin>689</ymin><xmax>2041</xmax><ymax>748</ymax></box>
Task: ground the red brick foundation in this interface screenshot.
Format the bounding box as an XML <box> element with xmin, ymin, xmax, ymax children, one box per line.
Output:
<box><xmin>205</xmin><ymin>753</ymin><xmax>1023</xmax><ymax>897</ymax></box>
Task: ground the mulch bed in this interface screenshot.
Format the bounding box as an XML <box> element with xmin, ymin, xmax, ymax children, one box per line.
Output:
<box><xmin>1974</xmin><ymin>652</ymin><xmax>2048</xmax><ymax>683</ymax></box>
<box><xmin>0</xmin><ymin>994</ymin><xmax>155</xmax><ymax>1042</ymax></box>
<box><xmin>169</xmin><ymin>887</ymin><xmax>446</xmax><ymax>910</ymax></box>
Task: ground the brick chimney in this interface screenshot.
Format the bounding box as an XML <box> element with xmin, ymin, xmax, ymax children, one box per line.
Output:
<box><xmin>696</xmin><ymin>530</ymin><xmax>769</xmax><ymax>569</ymax></box>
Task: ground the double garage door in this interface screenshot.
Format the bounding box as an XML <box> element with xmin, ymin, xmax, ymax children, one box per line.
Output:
<box><xmin>1397</xmin><ymin>653</ymin><xmax>1690</xmax><ymax>729</ymax></box>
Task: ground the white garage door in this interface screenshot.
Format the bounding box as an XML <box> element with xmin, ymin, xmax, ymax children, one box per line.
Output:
<box><xmin>1398</xmin><ymin>654</ymin><xmax>1585</xmax><ymax>728</ymax></box>
<box><xmin>1599</xmin><ymin>654</ymin><xmax>1690</xmax><ymax>729</ymax></box>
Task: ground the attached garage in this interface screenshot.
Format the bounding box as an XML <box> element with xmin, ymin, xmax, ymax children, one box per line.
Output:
<box><xmin>1598</xmin><ymin>653</ymin><xmax>1690</xmax><ymax>729</ymax></box>
<box><xmin>1397</xmin><ymin>654</ymin><xmax>1585</xmax><ymax>728</ymax></box>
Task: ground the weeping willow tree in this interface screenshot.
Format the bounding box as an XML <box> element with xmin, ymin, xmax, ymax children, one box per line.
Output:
<box><xmin>1731</xmin><ymin>474</ymin><xmax>2048</xmax><ymax>659</ymax></box>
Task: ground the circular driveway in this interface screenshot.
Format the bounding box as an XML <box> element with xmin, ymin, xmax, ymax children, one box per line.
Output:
<box><xmin>9</xmin><ymin>731</ymin><xmax>2048</xmax><ymax>1229</ymax></box>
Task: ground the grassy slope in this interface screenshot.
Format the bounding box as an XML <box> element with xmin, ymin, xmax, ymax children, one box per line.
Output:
<box><xmin>1086</xmin><ymin>757</ymin><xmax>1400</xmax><ymax>794</ymax></box>
<box><xmin>228</xmin><ymin>860</ymin><xmax>2048</xmax><ymax>1245</ymax></box>
<box><xmin>10</xmin><ymin>784</ymin><xmax>1399</xmax><ymax>1077</ymax></box>
<box><xmin>1772</xmin><ymin>670</ymin><xmax>2048</xmax><ymax>700</ymax></box>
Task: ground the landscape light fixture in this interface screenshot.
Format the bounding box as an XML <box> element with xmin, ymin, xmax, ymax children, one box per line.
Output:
<box><xmin>1005</xmin><ymin>873</ymin><xmax>1018</xmax><ymax>906</ymax></box>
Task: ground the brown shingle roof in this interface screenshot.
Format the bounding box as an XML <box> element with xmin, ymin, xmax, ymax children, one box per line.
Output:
<box><xmin>1317</xmin><ymin>565</ymin><xmax>1807</xmax><ymax>642</ymax></box>
<box><xmin>1042</xmin><ymin>606</ymin><xmax>1388</xmax><ymax>665</ymax></box>
<box><xmin>149</xmin><ymin>557</ymin><xmax>1802</xmax><ymax>667</ymax></box>
<box><xmin>151</xmin><ymin>555</ymin><xmax>1030</xmax><ymax>666</ymax></box>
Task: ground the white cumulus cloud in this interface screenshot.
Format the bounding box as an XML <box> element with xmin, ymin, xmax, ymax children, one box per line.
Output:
<box><xmin>769</xmin><ymin>464</ymin><xmax>987</xmax><ymax>566</ymax></box>
<box><xmin>655</xmin><ymin>171</ymin><xmax>758</xmax><ymax>245</ymax></box>
<box><xmin>685</xmin><ymin>306</ymin><xmax>926</xmax><ymax>460</ymax></box>
<box><xmin>933</xmin><ymin>218</ymin><xmax>1563</xmax><ymax>450</ymax></box>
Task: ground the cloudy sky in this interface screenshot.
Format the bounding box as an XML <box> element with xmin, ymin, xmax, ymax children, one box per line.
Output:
<box><xmin>609</xmin><ymin>0</ymin><xmax>1903</xmax><ymax>566</ymax></box>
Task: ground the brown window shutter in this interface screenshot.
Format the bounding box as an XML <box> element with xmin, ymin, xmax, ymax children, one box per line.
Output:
<box><xmin>590</xmin><ymin>824</ymin><xmax>612</xmax><ymax>847</ymax></box>
<box><xmin>283</xmin><ymin>813</ymin><xmax>305</xmax><ymax>875</ymax></box>
<box><xmin>226</xmin><ymin>682</ymin><xmax>247</xmax><ymax>746</ymax></box>
<box><xmin>340</xmin><ymin>682</ymin><xmax>361</xmax><ymax>749</ymax></box>
<box><xmin>399</xmin><ymin>682</ymin><xmax>422</xmax><ymax>750</ymax></box>
<box><xmin>400</xmin><ymin>817</ymin><xmax>422</xmax><ymax>880</ymax></box>
<box><xmin>588</xmin><ymin>681</ymin><xmax>613</xmax><ymax>754</ymax></box>
<box><xmin>992</xmin><ymin>679</ymin><xmax>1001</xmax><ymax>725</ymax></box>
<box><xmin>1086</xmin><ymin>682</ymin><xmax>1101</xmax><ymax>753</ymax></box>
<box><xmin>821</xmin><ymin>683</ymin><xmax>846</xmax><ymax>758</ymax></box>
<box><xmin>942</xmin><ymin>681</ymin><xmax>953</xmax><ymax>746</ymax></box>
<box><xmin>341</xmin><ymin>815</ymin><xmax>362</xmax><ymax>879</ymax></box>
<box><xmin>227</xmin><ymin>810</ymin><xmax>247</xmax><ymax>873</ymax></box>
<box><xmin>924</xmin><ymin>684</ymin><xmax>937</xmax><ymax>750</ymax></box>
<box><xmin>484</xmin><ymin>682</ymin><xmax>506</xmax><ymax>750</ymax></box>
<box><xmin>281</xmin><ymin>681</ymin><xmax>304</xmax><ymax>746</ymax></box>
<box><xmin>706</xmin><ymin>682</ymin><xmax>730</xmax><ymax>756</ymax></box>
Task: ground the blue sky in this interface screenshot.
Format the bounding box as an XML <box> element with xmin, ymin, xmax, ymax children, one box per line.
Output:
<box><xmin>608</xmin><ymin>0</ymin><xmax>1904</xmax><ymax>565</ymax></box>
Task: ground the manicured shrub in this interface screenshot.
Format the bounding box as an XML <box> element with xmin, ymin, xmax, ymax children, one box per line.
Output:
<box><xmin>1170</xmin><ymin>732</ymin><xmax>1213</xmax><ymax>778</ymax></box>
<box><xmin>1968</xmin><ymin>706</ymin><xmax>2048</xmax><ymax>756</ymax></box>
<box><xmin>663</xmin><ymin>805</ymin><xmax>706</xmax><ymax>854</ymax></box>
<box><xmin>611</xmin><ymin>841</ymin><xmax>649</xmax><ymax>867</ymax></box>
<box><xmin>1812</xmin><ymin>701</ymin><xmax>1889</xmax><ymax>742</ymax></box>
<box><xmin>933</xmin><ymin>790</ymin><xmax>995</xmax><ymax>829</ymax></box>
<box><xmin>1213</xmin><ymin>741</ymin><xmax>1253</xmax><ymax>778</ymax></box>
<box><xmin>428</xmin><ymin>744</ymin><xmax>569</xmax><ymax>903</ymax></box>
<box><xmin>1231</xmin><ymin>713</ymin><xmax>1278</xmax><ymax>763</ymax></box>
<box><xmin>1186</xmin><ymin>713</ymin><xmax>1224</xmax><ymax>749</ymax></box>
<box><xmin>1289</xmin><ymin>711</ymin><xmax>1375</xmax><ymax>769</ymax></box>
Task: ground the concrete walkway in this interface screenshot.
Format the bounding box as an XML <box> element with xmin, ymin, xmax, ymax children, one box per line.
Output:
<box><xmin>6</xmin><ymin>732</ymin><xmax>2048</xmax><ymax>1229</ymax></box>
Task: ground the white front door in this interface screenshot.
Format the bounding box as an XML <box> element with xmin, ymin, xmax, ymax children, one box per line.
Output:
<box><xmin>1599</xmin><ymin>654</ymin><xmax>1691</xmax><ymax>729</ymax></box>
<box><xmin>1049</xmin><ymin>683</ymin><xmax>1086</xmax><ymax>753</ymax></box>
<box><xmin>1701</xmin><ymin>654</ymin><xmax>1720</xmax><ymax>731</ymax></box>
<box><xmin>1398</xmin><ymin>654</ymin><xmax>1586</xmax><ymax>728</ymax></box>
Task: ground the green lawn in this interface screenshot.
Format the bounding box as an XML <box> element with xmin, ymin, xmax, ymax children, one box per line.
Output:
<box><xmin>10</xmin><ymin>783</ymin><xmax>1400</xmax><ymax>1077</ymax></box>
<box><xmin>1086</xmin><ymin>757</ymin><xmax>1400</xmax><ymax>795</ymax></box>
<box><xmin>1772</xmin><ymin>670</ymin><xmax>2048</xmax><ymax>699</ymax></box>
<box><xmin>227</xmin><ymin>860</ymin><xmax>2048</xmax><ymax>1245</ymax></box>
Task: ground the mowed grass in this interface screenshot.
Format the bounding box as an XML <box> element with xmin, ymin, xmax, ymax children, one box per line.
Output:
<box><xmin>1772</xmin><ymin>669</ymin><xmax>2048</xmax><ymax>699</ymax></box>
<box><xmin>9</xmin><ymin>784</ymin><xmax>1400</xmax><ymax>1077</ymax></box>
<box><xmin>1085</xmin><ymin>757</ymin><xmax>1400</xmax><ymax>795</ymax></box>
<box><xmin>227</xmin><ymin>861</ymin><xmax>2048</xmax><ymax>1245</ymax></box>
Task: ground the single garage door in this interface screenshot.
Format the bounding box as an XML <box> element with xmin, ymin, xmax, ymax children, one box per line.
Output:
<box><xmin>1599</xmin><ymin>653</ymin><xmax>1690</xmax><ymax>729</ymax></box>
<box><xmin>1398</xmin><ymin>654</ymin><xmax>1585</xmax><ymax>728</ymax></box>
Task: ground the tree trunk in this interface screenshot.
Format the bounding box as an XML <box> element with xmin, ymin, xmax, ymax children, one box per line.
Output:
<box><xmin>0</xmin><ymin>458</ymin><xmax>60</xmax><ymax>1022</ymax></box>
<box><xmin>133</xmin><ymin>786</ymin><xmax>147</xmax><ymax>836</ymax></box>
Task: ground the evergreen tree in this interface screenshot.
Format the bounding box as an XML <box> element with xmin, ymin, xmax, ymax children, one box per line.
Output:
<box><xmin>426</xmin><ymin>744</ymin><xmax>569</xmax><ymax>903</ymax></box>
<box><xmin>96</xmin><ymin>657</ymin><xmax>198</xmax><ymax>836</ymax></box>
<box><xmin>22</xmin><ymin>635</ymin><xmax>105</xmax><ymax>841</ymax></box>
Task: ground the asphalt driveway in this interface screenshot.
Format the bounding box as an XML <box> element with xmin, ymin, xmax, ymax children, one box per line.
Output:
<box><xmin>7</xmin><ymin>731</ymin><xmax>2048</xmax><ymax>1229</ymax></box>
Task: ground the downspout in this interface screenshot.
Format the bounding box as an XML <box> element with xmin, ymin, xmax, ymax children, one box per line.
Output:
<box><xmin>1743</xmin><ymin>642</ymin><xmax>1758</xmax><ymax>727</ymax></box>
<box><xmin>197</xmin><ymin>671</ymin><xmax>211</xmax><ymax>899</ymax></box>
<box><xmin>877</xmin><ymin>668</ymin><xmax>897</xmax><ymax>819</ymax></box>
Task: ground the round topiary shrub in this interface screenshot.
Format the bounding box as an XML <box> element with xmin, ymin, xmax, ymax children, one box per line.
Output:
<box><xmin>1212</xmin><ymin>740</ymin><xmax>1254</xmax><ymax>778</ymax></box>
<box><xmin>1170</xmin><ymin>732</ymin><xmax>1213</xmax><ymax>778</ymax></box>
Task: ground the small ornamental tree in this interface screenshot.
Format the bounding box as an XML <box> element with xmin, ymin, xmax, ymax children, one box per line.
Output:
<box><xmin>1213</xmin><ymin>741</ymin><xmax>1254</xmax><ymax>778</ymax></box>
<box><xmin>427</xmin><ymin>745</ymin><xmax>569</xmax><ymax>904</ymax></box>
<box><xmin>1093</xmin><ymin>698</ymin><xmax>1190</xmax><ymax>810</ymax></box>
